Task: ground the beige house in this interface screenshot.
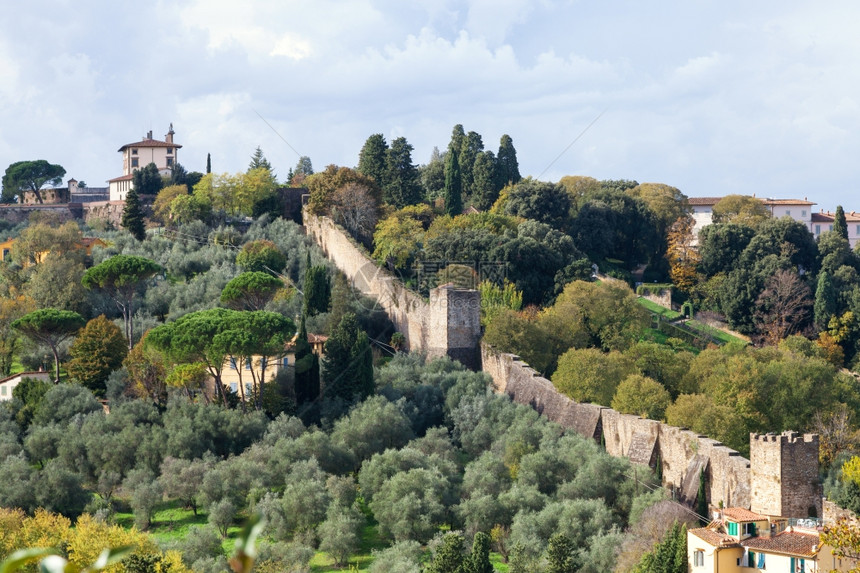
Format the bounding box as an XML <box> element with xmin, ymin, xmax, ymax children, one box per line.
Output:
<box><xmin>811</xmin><ymin>210</ymin><xmax>860</xmax><ymax>248</ymax></box>
<box><xmin>108</xmin><ymin>124</ymin><xmax>181</xmax><ymax>201</ymax></box>
<box><xmin>219</xmin><ymin>333</ymin><xmax>328</xmax><ymax>399</ymax></box>
<box><xmin>0</xmin><ymin>371</ymin><xmax>52</xmax><ymax>401</ymax></box>
<box><xmin>688</xmin><ymin>196</ymin><xmax>816</xmax><ymax>244</ymax></box>
<box><xmin>688</xmin><ymin>507</ymin><xmax>857</xmax><ymax>572</ymax></box>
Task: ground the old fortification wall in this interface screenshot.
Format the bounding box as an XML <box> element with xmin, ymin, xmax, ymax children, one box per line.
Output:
<box><xmin>304</xmin><ymin>210</ymin><xmax>481</xmax><ymax>368</ymax></box>
<box><xmin>481</xmin><ymin>342</ymin><xmax>753</xmax><ymax>510</ymax></box>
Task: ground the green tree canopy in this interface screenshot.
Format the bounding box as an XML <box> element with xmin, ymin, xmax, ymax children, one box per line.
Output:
<box><xmin>323</xmin><ymin>313</ymin><xmax>373</xmax><ymax>402</ymax></box>
<box><xmin>357</xmin><ymin>133</ymin><xmax>389</xmax><ymax>188</ymax></box>
<box><xmin>384</xmin><ymin>137</ymin><xmax>422</xmax><ymax>208</ymax></box>
<box><xmin>443</xmin><ymin>145</ymin><xmax>462</xmax><ymax>216</ymax></box>
<box><xmin>81</xmin><ymin>255</ymin><xmax>161</xmax><ymax>348</ymax></box>
<box><xmin>66</xmin><ymin>315</ymin><xmax>128</xmax><ymax>395</ymax></box>
<box><xmin>220</xmin><ymin>271</ymin><xmax>283</xmax><ymax>311</ymax></box>
<box><xmin>711</xmin><ymin>194</ymin><xmax>769</xmax><ymax>227</ymax></box>
<box><xmin>2</xmin><ymin>160</ymin><xmax>66</xmax><ymax>204</ymax></box>
<box><xmin>121</xmin><ymin>187</ymin><xmax>146</xmax><ymax>241</ymax></box>
<box><xmin>235</xmin><ymin>240</ymin><xmax>287</xmax><ymax>275</ymax></box>
<box><xmin>12</xmin><ymin>308</ymin><xmax>85</xmax><ymax>382</ymax></box>
<box><xmin>496</xmin><ymin>134</ymin><xmax>521</xmax><ymax>189</ymax></box>
<box><xmin>132</xmin><ymin>162</ymin><xmax>164</xmax><ymax>196</ymax></box>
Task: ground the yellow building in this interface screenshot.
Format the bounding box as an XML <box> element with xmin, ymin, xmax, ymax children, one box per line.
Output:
<box><xmin>688</xmin><ymin>507</ymin><xmax>857</xmax><ymax>572</ymax></box>
<box><xmin>219</xmin><ymin>333</ymin><xmax>328</xmax><ymax>399</ymax></box>
<box><xmin>0</xmin><ymin>236</ymin><xmax>106</xmax><ymax>265</ymax></box>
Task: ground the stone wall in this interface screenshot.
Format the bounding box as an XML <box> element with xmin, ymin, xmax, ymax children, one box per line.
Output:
<box><xmin>304</xmin><ymin>210</ymin><xmax>481</xmax><ymax>368</ymax></box>
<box><xmin>751</xmin><ymin>432</ymin><xmax>822</xmax><ymax>518</ymax></box>
<box><xmin>0</xmin><ymin>204</ymin><xmax>77</xmax><ymax>224</ymax></box>
<box><xmin>481</xmin><ymin>342</ymin><xmax>754</xmax><ymax>510</ymax></box>
<box><xmin>81</xmin><ymin>201</ymin><xmax>126</xmax><ymax>227</ymax></box>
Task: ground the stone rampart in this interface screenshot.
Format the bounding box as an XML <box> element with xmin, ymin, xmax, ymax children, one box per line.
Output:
<box><xmin>481</xmin><ymin>342</ymin><xmax>752</xmax><ymax>510</ymax></box>
<box><xmin>304</xmin><ymin>210</ymin><xmax>481</xmax><ymax>368</ymax></box>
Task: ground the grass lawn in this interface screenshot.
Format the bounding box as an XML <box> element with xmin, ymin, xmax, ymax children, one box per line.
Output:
<box><xmin>115</xmin><ymin>500</ymin><xmax>210</xmax><ymax>545</ymax></box>
<box><xmin>686</xmin><ymin>319</ymin><xmax>747</xmax><ymax>345</ymax></box>
<box><xmin>636</xmin><ymin>297</ymin><xmax>683</xmax><ymax>320</ymax></box>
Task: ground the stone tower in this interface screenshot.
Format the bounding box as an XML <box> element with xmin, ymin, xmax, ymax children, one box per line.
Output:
<box><xmin>750</xmin><ymin>431</ymin><xmax>821</xmax><ymax>518</ymax></box>
<box><xmin>427</xmin><ymin>285</ymin><xmax>481</xmax><ymax>370</ymax></box>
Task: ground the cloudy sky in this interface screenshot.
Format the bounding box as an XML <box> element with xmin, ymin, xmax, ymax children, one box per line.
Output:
<box><xmin>1</xmin><ymin>1</ymin><xmax>859</xmax><ymax>210</ymax></box>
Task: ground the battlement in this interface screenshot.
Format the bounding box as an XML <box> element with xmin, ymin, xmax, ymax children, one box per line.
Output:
<box><xmin>751</xmin><ymin>431</ymin><xmax>819</xmax><ymax>445</ymax></box>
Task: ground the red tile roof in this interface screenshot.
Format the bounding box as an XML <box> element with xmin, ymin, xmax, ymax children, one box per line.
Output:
<box><xmin>108</xmin><ymin>174</ymin><xmax>134</xmax><ymax>182</ymax></box>
<box><xmin>722</xmin><ymin>507</ymin><xmax>767</xmax><ymax>522</ymax></box>
<box><xmin>118</xmin><ymin>139</ymin><xmax>182</xmax><ymax>152</ymax></box>
<box><xmin>762</xmin><ymin>199</ymin><xmax>815</xmax><ymax>206</ymax></box>
<box><xmin>687</xmin><ymin>197</ymin><xmax>723</xmax><ymax>206</ymax></box>
<box><xmin>812</xmin><ymin>211</ymin><xmax>860</xmax><ymax>223</ymax></box>
<box><xmin>742</xmin><ymin>531</ymin><xmax>818</xmax><ymax>557</ymax></box>
<box><xmin>690</xmin><ymin>527</ymin><xmax>737</xmax><ymax>547</ymax></box>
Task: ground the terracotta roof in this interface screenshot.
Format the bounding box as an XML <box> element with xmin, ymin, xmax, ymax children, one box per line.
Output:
<box><xmin>107</xmin><ymin>174</ymin><xmax>134</xmax><ymax>182</ymax></box>
<box><xmin>307</xmin><ymin>333</ymin><xmax>328</xmax><ymax>344</ymax></box>
<box><xmin>690</xmin><ymin>527</ymin><xmax>737</xmax><ymax>547</ymax></box>
<box><xmin>762</xmin><ymin>198</ymin><xmax>815</xmax><ymax>206</ymax></box>
<box><xmin>118</xmin><ymin>139</ymin><xmax>182</xmax><ymax>152</ymax></box>
<box><xmin>742</xmin><ymin>531</ymin><xmax>819</xmax><ymax>557</ymax></box>
<box><xmin>812</xmin><ymin>211</ymin><xmax>860</xmax><ymax>223</ymax></box>
<box><xmin>722</xmin><ymin>507</ymin><xmax>767</xmax><ymax>522</ymax></box>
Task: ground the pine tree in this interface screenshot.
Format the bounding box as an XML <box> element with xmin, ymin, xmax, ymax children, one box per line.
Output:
<box><xmin>249</xmin><ymin>146</ymin><xmax>274</xmax><ymax>173</ymax></box>
<box><xmin>303</xmin><ymin>255</ymin><xmax>331</xmax><ymax>316</ymax></box>
<box><xmin>357</xmin><ymin>133</ymin><xmax>389</xmax><ymax>188</ymax></box>
<box><xmin>293</xmin><ymin>315</ymin><xmax>320</xmax><ymax>405</ymax></box>
<box><xmin>496</xmin><ymin>134</ymin><xmax>521</xmax><ymax>188</ymax></box>
<box><xmin>814</xmin><ymin>271</ymin><xmax>837</xmax><ymax>330</ymax></box>
<box><xmin>206</xmin><ymin>153</ymin><xmax>211</xmax><ymax>174</ymax></box>
<box><xmin>384</xmin><ymin>137</ymin><xmax>421</xmax><ymax>208</ymax></box>
<box><xmin>121</xmin><ymin>187</ymin><xmax>146</xmax><ymax>241</ymax></box>
<box><xmin>834</xmin><ymin>205</ymin><xmax>848</xmax><ymax>241</ymax></box>
<box><xmin>444</xmin><ymin>145</ymin><xmax>462</xmax><ymax>216</ymax></box>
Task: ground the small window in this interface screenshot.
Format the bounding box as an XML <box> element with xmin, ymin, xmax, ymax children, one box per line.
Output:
<box><xmin>815</xmin><ymin>224</ymin><xmax>821</xmax><ymax>235</ymax></box>
<box><xmin>166</xmin><ymin>157</ymin><xmax>174</xmax><ymax>167</ymax></box>
<box><xmin>727</xmin><ymin>521</ymin><xmax>738</xmax><ymax>536</ymax></box>
<box><xmin>856</xmin><ymin>224</ymin><xmax>860</xmax><ymax>235</ymax></box>
<box><xmin>693</xmin><ymin>549</ymin><xmax>704</xmax><ymax>567</ymax></box>
<box><xmin>230</xmin><ymin>357</ymin><xmax>237</xmax><ymax>370</ymax></box>
<box><xmin>830</xmin><ymin>224</ymin><xmax>834</xmax><ymax>231</ymax></box>
<box><xmin>229</xmin><ymin>382</ymin><xmax>238</xmax><ymax>393</ymax></box>
<box><xmin>801</xmin><ymin>210</ymin><xmax>806</xmax><ymax>217</ymax></box>
<box><xmin>756</xmin><ymin>551</ymin><xmax>765</xmax><ymax>568</ymax></box>
<box><xmin>245</xmin><ymin>360</ymin><xmax>251</xmax><ymax>370</ymax></box>
<box><xmin>282</xmin><ymin>356</ymin><xmax>289</xmax><ymax>367</ymax></box>
<box><xmin>132</xmin><ymin>148</ymin><xmax>138</xmax><ymax>155</ymax></box>
<box><xmin>0</xmin><ymin>386</ymin><xmax>6</xmax><ymax>396</ymax></box>
<box><xmin>131</xmin><ymin>158</ymin><xmax>139</xmax><ymax>168</ymax></box>
<box><xmin>167</xmin><ymin>147</ymin><xmax>173</xmax><ymax>155</ymax></box>
<box><xmin>743</xmin><ymin>522</ymin><xmax>756</xmax><ymax>536</ymax></box>
<box><xmin>786</xmin><ymin>210</ymin><xmax>791</xmax><ymax>216</ymax></box>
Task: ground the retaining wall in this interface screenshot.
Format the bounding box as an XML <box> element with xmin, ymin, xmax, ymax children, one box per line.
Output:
<box><xmin>304</xmin><ymin>210</ymin><xmax>481</xmax><ymax>368</ymax></box>
<box><xmin>481</xmin><ymin>342</ymin><xmax>752</xmax><ymax>509</ymax></box>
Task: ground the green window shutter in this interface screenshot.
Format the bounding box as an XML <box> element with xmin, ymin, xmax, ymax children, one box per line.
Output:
<box><xmin>749</xmin><ymin>522</ymin><xmax>756</xmax><ymax>535</ymax></box>
<box><xmin>727</xmin><ymin>521</ymin><xmax>737</xmax><ymax>535</ymax></box>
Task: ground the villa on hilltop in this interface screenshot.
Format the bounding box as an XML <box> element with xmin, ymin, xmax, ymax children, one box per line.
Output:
<box><xmin>108</xmin><ymin>124</ymin><xmax>181</xmax><ymax>201</ymax></box>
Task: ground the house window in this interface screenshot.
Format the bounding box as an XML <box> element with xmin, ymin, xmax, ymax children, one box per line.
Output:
<box><xmin>693</xmin><ymin>550</ymin><xmax>704</xmax><ymax>566</ymax></box>
<box><xmin>282</xmin><ymin>356</ymin><xmax>289</xmax><ymax>367</ymax></box>
<box><xmin>791</xmin><ymin>557</ymin><xmax>805</xmax><ymax>572</ymax></box>
<box><xmin>815</xmin><ymin>224</ymin><xmax>821</xmax><ymax>235</ymax></box>
<box><xmin>132</xmin><ymin>148</ymin><xmax>138</xmax><ymax>155</ymax></box>
<box><xmin>2</xmin><ymin>249</ymin><xmax>8</xmax><ymax>261</ymax></box>
<box><xmin>786</xmin><ymin>210</ymin><xmax>791</xmax><ymax>216</ymax></box>
<box><xmin>742</xmin><ymin>522</ymin><xmax>756</xmax><ymax>536</ymax></box>
<box><xmin>245</xmin><ymin>359</ymin><xmax>252</xmax><ymax>370</ymax></box>
<box><xmin>131</xmin><ymin>158</ymin><xmax>139</xmax><ymax>168</ymax></box>
<box><xmin>167</xmin><ymin>147</ymin><xmax>173</xmax><ymax>155</ymax></box>
<box><xmin>230</xmin><ymin>357</ymin><xmax>237</xmax><ymax>370</ymax></box>
<box><xmin>166</xmin><ymin>157</ymin><xmax>174</xmax><ymax>167</ymax></box>
<box><xmin>801</xmin><ymin>210</ymin><xmax>806</xmax><ymax>217</ymax></box>
<box><xmin>229</xmin><ymin>382</ymin><xmax>238</xmax><ymax>393</ymax></box>
<box><xmin>830</xmin><ymin>224</ymin><xmax>834</xmax><ymax>231</ymax></box>
<box><xmin>0</xmin><ymin>386</ymin><xmax>5</xmax><ymax>396</ymax></box>
<box><xmin>756</xmin><ymin>551</ymin><xmax>765</xmax><ymax>568</ymax></box>
<box><xmin>727</xmin><ymin>521</ymin><xmax>738</xmax><ymax>536</ymax></box>
<box><xmin>856</xmin><ymin>224</ymin><xmax>860</xmax><ymax>235</ymax></box>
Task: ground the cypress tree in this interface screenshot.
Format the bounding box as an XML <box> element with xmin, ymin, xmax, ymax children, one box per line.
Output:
<box><xmin>472</xmin><ymin>150</ymin><xmax>498</xmax><ymax>210</ymax></box>
<box><xmin>814</xmin><ymin>271</ymin><xmax>837</xmax><ymax>330</ymax></box>
<box><xmin>834</xmin><ymin>205</ymin><xmax>848</xmax><ymax>241</ymax></box>
<box><xmin>206</xmin><ymin>153</ymin><xmax>211</xmax><ymax>174</ymax></box>
<box><xmin>303</xmin><ymin>261</ymin><xmax>331</xmax><ymax>316</ymax></box>
<box><xmin>121</xmin><ymin>187</ymin><xmax>146</xmax><ymax>241</ymax></box>
<box><xmin>546</xmin><ymin>534</ymin><xmax>576</xmax><ymax>573</ymax></box>
<box><xmin>322</xmin><ymin>313</ymin><xmax>373</xmax><ymax>402</ymax></box>
<box><xmin>496</xmin><ymin>134</ymin><xmax>521</xmax><ymax>188</ymax></box>
<box><xmin>697</xmin><ymin>469</ymin><xmax>709</xmax><ymax>525</ymax></box>
<box><xmin>459</xmin><ymin>131</ymin><xmax>484</xmax><ymax>199</ymax></box>
<box><xmin>425</xmin><ymin>533</ymin><xmax>465</xmax><ymax>573</ymax></box>
<box><xmin>465</xmin><ymin>532</ymin><xmax>494</xmax><ymax>573</ymax></box>
<box><xmin>444</xmin><ymin>145</ymin><xmax>462</xmax><ymax>216</ymax></box>
<box><xmin>293</xmin><ymin>315</ymin><xmax>320</xmax><ymax>405</ymax></box>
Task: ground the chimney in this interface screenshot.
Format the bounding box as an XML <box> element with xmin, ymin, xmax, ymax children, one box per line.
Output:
<box><xmin>166</xmin><ymin>122</ymin><xmax>174</xmax><ymax>144</ymax></box>
<box><xmin>146</xmin><ymin>130</ymin><xmax>153</xmax><ymax>140</ymax></box>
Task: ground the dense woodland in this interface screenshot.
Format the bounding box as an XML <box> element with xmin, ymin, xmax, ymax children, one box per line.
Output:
<box><xmin>2</xmin><ymin>125</ymin><xmax>860</xmax><ymax>569</ymax></box>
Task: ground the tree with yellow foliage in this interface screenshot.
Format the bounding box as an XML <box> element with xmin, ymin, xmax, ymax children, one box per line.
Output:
<box><xmin>666</xmin><ymin>216</ymin><xmax>700</xmax><ymax>293</ymax></box>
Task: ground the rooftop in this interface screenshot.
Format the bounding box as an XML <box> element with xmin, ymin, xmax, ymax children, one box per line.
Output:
<box><xmin>721</xmin><ymin>507</ymin><xmax>767</xmax><ymax>523</ymax></box>
<box><xmin>690</xmin><ymin>527</ymin><xmax>736</xmax><ymax>547</ymax></box>
<box><xmin>742</xmin><ymin>531</ymin><xmax>819</xmax><ymax>558</ymax></box>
